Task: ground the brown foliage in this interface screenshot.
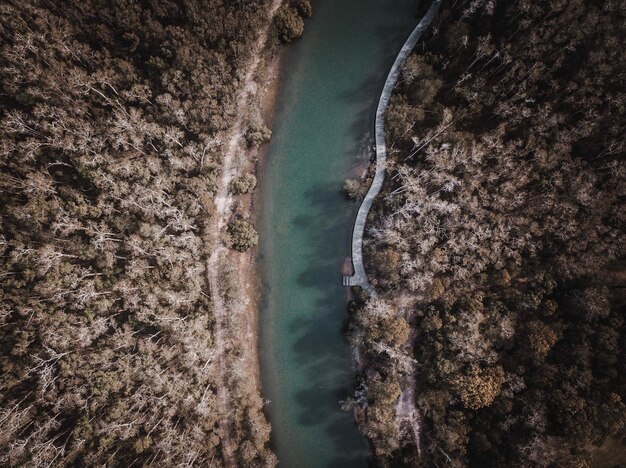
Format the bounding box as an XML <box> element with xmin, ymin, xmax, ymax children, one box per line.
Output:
<box><xmin>0</xmin><ymin>0</ymin><xmax>278</xmax><ymax>465</ymax></box>
<box><xmin>352</xmin><ymin>0</ymin><xmax>626</xmax><ymax>465</ymax></box>
<box><xmin>452</xmin><ymin>366</ymin><xmax>505</xmax><ymax>410</ymax></box>
<box><xmin>275</xmin><ymin>5</ymin><xmax>305</xmax><ymax>43</ymax></box>
<box><xmin>230</xmin><ymin>173</ymin><xmax>258</xmax><ymax>195</ymax></box>
<box><xmin>526</xmin><ymin>320</ymin><xmax>558</xmax><ymax>359</ymax></box>
<box><xmin>228</xmin><ymin>220</ymin><xmax>259</xmax><ymax>252</ymax></box>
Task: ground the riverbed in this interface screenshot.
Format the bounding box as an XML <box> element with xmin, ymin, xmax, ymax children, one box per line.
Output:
<box><xmin>258</xmin><ymin>1</ymin><xmax>420</xmax><ymax>466</ymax></box>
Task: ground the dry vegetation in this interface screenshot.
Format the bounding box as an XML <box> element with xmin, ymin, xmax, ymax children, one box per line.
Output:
<box><xmin>0</xmin><ymin>0</ymin><xmax>309</xmax><ymax>466</ymax></box>
<box><xmin>349</xmin><ymin>0</ymin><xmax>626</xmax><ymax>466</ymax></box>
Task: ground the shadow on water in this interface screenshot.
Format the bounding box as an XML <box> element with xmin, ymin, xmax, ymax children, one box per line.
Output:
<box><xmin>341</xmin><ymin>17</ymin><xmax>423</xmax><ymax>169</ymax></box>
<box><xmin>288</xmin><ymin>181</ymin><xmax>362</xmax><ymax>454</ymax></box>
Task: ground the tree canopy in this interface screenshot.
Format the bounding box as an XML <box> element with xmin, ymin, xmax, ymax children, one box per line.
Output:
<box><xmin>350</xmin><ymin>0</ymin><xmax>626</xmax><ymax>465</ymax></box>
<box><xmin>0</xmin><ymin>0</ymin><xmax>288</xmax><ymax>465</ymax></box>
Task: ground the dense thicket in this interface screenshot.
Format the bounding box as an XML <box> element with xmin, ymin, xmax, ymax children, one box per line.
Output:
<box><xmin>351</xmin><ymin>0</ymin><xmax>626</xmax><ymax>465</ymax></box>
<box><xmin>0</xmin><ymin>0</ymin><xmax>307</xmax><ymax>465</ymax></box>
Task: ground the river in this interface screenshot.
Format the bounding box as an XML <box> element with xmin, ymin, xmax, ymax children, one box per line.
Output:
<box><xmin>258</xmin><ymin>1</ymin><xmax>420</xmax><ymax>466</ymax></box>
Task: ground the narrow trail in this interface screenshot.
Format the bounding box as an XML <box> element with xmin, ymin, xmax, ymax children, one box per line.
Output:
<box><xmin>343</xmin><ymin>0</ymin><xmax>442</xmax><ymax>295</ymax></box>
<box><xmin>394</xmin><ymin>307</ymin><xmax>422</xmax><ymax>455</ymax></box>
<box><xmin>207</xmin><ymin>1</ymin><xmax>282</xmax><ymax>466</ymax></box>
<box><xmin>395</xmin><ymin>385</ymin><xmax>422</xmax><ymax>455</ymax></box>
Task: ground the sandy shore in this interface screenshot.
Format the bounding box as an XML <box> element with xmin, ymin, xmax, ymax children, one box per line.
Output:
<box><xmin>236</xmin><ymin>48</ymin><xmax>284</xmax><ymax>392</ymax></box>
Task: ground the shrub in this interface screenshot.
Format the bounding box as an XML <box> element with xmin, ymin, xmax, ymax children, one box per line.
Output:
<box><xmin>275</xmin><ymin>6</ymin><xmax>304</xmax><ymax>43</ymax></box>
<box><xmin>343</xmin><ymin>177</ymin><xmax>367</xmax><ymax>200</ymax></box>
<box><xmin>245</xmin><ymin>123</ymin><xmax>272</xmax><ymax>147</ymax></box>
<box><xmin>292</xmin><ymin>0</ymin><xmax>312</xmax><ymax>18</ymax></box>
<box><xmin>228</xmin><ymin>220</ymin><xmax>258</xmax><ymax>252</ymax></box>
<box><xmin>230</xmin><ymin>173</ymin><xmax>257</xmax><ymax>195</ymax></box>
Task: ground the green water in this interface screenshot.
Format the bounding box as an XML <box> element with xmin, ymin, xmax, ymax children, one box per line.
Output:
<box><xmin>258</xmin><ymin>1</ymin><xmax>419</xmax><ymax>466</ymax></box>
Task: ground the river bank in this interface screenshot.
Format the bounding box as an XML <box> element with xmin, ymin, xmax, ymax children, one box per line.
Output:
<box><xmin>204</xmin><ymin>1</ymin><xmax>287</xmax><ymax>464</ymax></box>
<box><xmin>241</xmin><ymin>50</ymin><xmax>284</xmax><ymax>392</ymax></box>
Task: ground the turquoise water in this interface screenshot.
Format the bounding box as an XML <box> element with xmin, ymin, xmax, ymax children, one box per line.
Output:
<box><xmin>258</xmin><ymin>1</ymin><xmax>419</xmax><ymax>466</ymax></box>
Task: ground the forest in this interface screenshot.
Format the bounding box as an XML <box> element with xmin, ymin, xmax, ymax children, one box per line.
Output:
<box><xmin>349</xmin><ymin>0</ymin><xmax>626</xmax><ymax>466</ymax></box>
<box><xmin>0</xmin><ymin>0</ymin><xmax>308</xmax><ymax>466</ymax></box>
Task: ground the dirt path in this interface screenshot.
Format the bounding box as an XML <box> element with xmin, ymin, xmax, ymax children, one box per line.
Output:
<box><xmin>395</xmin><ymin>384</ymin><xmax>422</xmax><ymax>455</ymax></box>
<box><xmin>207</xmin><ymin>1</ymin><xmax>283</xmax><ymax>466</ymax></box>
